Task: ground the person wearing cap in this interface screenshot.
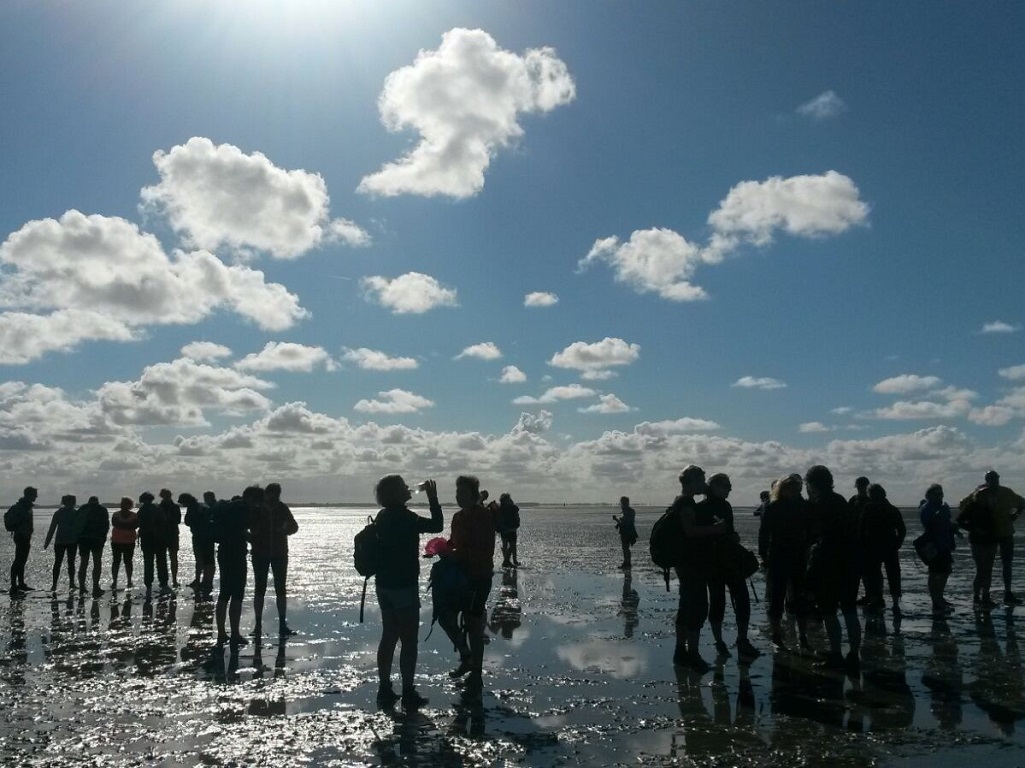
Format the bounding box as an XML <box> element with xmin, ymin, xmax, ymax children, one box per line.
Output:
<box><xmin>7</xmin><ymin>486</ymin><xmax>38</xmax><ymax>595</ymax></box>
<box><xmin>959</xmin><ymin>471</ymin><xmax>1025</xmax><ymax>605</ymax></box>
<box><xmin>804</xmin><ymin>465</ymin><xmax>863</xmax><ymax>671</ymax></box>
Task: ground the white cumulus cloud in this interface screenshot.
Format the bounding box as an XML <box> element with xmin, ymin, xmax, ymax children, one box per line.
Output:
<box><xmin>799</xmin><ymin>421</ymin><xmax>831</xmax><ymax>433</ymax></box>
<box><xmin>499</xmin><ymin>365</ymin><xmax>527</xmax><ymax>383</ymax></box>
<box><xmin>635</xmin><ymin>418</ymin><xmax>720</xmax><ymax>435</ymax></box>
<box><xmin>549</xmin><ymin>338</ymin><xmax>640</xmax><ymax>379</ymax></box>
<box><xmin>796</xmin><ymin>90</ymin><xmax>847</xmax><ymax>120</ymax></box>
<box><xmin>873</xmin><ymin>374</ymin><xmax>943</xmax><ymax>394</ymax></box>
<box><xmin>513</xmin><ymin>384</ymin><xmax>596</xmax><ymax>405</ymax></box>
<box><xmin>579</xmin><ymin>229</ymin><xmax>707</xmax><ymax>301</ymax></box>
<box><xmin>341</xmin><ymin>347</ymin><xmax>418</xmax><ymax>371</ymax></box>
<box><xmin>524</xmin><ymin>291</ymin><xmax>559</xmax><ymax>307</ymax></box>
<box><xmin>999</xmin><ymin>365</ymin><xmax>1025</xmax><ymax>381</ymax></box>
<box><xmin>455</xmin><ymin>342</ymin><xmax>502</xmax><ymax>360</ymax></box>
<box><xmin>235</xmin><ymin>342</ymin><xmax>337</xmax><ymax>373</ymax></box>
<box><xmin>578</xmin><ymin>394</ymin><xmax>634</xmax><ymax>414</ymax></box>
<box><xmin>733</xmin><ymin>376</ymin><xmax>787</xmax><ymax>390</ymax></box>
<box><xmin>141</xmin><ymin>137</ymin><xmax>368</xmax><ymax>258</ymax></box>
<box><xmin>357</xmin><ymin>28</ymin><xmax>575</xmax><ymax>199</ymax></box>
<box><xmin>361</xmin><ymin>272</ymin><xmax>458</xmax><ymax>314</ymax></box>
<box><xmin>180</xmin><ymin>342</ymin><xmax>233</xmax><ymax>362</ymax></box>
<box><xmin>353</xmin><ymin>388</ymin><xmax>435</xmax><ymax>414</ymax></box>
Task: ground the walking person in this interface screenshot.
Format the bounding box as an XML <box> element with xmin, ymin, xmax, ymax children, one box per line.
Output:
<box><xmin>959</xmin><ymin>471</ymin><xmax>1025</xmax><ymax>605</ymax></box>
<box><xmin>805</xmin><ymin>465</ymin><xmax>863</xmax><ymax>671</ymax></box>
<box><xmin>920</xmin><ymin>484</ymin><xmax>957</xmax><ymax>615</ymax></box>
<box><xmin>439</xmin><ymin>475</ymin><xmax>497</xmax><ymax>691</ymax></box>
<box><xmin>158</xmin><ymin>489</ymin><xmax>182</xmax><ymax>588</ymax></box>
<box><xmin>137</xmin><ymin>491</ymin><xmax>171</xmax><ymax>598</ymax></box>
<box><xmin>250</xmin><ymin>482</ymin><xmax>300</xmax><ymax>638</ymax></box>
<box><xmin>498</xmin><ymin>493</ymin><xmax>521</xmax><ymax>568</ymax></box>
<box><xmin>758</xmin><ymin>474</ymin><xmax>811</xmax><ymax>652</ymax></box>
<box><xmin>215</xmin><ymin>486</ymin><xmax>260</xmax><ymax>647</ymax></box>
<box><xmin>613</xmin><ymin>496</ymin><xmax>637</xmax><ymax>569</ymax></box>
<box><xmin>110</xmin><ymin>497</ymin><xmax>139</xmax><ymax>590</ymax></box>
<box><xmin>859</xmin><ymin>483</ymin><xmax>907</xmax><ymax>613</ymax></box>
<box><xmin>372</xmin><ymin>475</ymin><xmax>443</xmax><ymax>709</ymax></box>
<box><xmin>6</xmin><ymin>486</ymin><xmax>38</xmax><ymax>595</ymax></box>
<box><xmin>44</xmin><ymin>494</ymin><xmax>81</xmax><ymax>593</ymax></box>
<box><xmin>701</xmin><ymin>473</ymin><xmax>760</xmax><ymax>662</ymax></box>
<box><xmin>76</xmin><ymin>495</ymin><xmax>110</xmax><ymax>597</ymax></box>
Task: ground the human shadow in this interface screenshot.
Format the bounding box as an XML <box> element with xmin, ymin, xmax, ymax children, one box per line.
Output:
<box><xmin>488</xmin><ymin>568</ymin><xmax>522</xmax><ymax>641</ymax></box>
<box><xmin>619</xmin><ymin>571</ymin><xmax>639</xmax><ymax>639</ymax></box>
<box><xmin>921</xmin><ymin>615</ymin><xmax>963</xmax><ymax>730</ymax></box>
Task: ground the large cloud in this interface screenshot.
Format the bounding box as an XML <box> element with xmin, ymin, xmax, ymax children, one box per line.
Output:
<box><xmin>0</xmin><ymin>211</ymin><xmax>308</xmax><ymax>362</ymax></box>
<box><xmin>361</xmin><ymin>272</ymin><xmax>458</xmax><ymax>314</ymax></box>
<box><xmin>549</xmin><ymin>338</ymin><xmax>640</xmax><ymax>379</ymax></box>
<box><xmin>357</xmin><ymin>28</ymin><xmax>575</xmax><ymax>198</ymax></box>
<box><xmin>141</xmin><ymin>137</ymin><xmax>368</xmax><ymax>258</ymax></box>
<box><xmin>579</xmin><ymin>229</ymin><xmax>707</xmax><ymax>301</ymax></box>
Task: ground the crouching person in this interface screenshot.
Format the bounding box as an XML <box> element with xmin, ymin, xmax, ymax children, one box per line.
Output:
<box><xmin>439</xmin><ymin>475</ymin><xmax>496</xmax><ymax>691</ymax></box>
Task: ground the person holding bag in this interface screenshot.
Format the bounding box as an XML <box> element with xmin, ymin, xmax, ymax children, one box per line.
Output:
<box><xmin>919</xmin><ymin>484</ymin><xmax>957</xmax><ymax>615</ymax></box>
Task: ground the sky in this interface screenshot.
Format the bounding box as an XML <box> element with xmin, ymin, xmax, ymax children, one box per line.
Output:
<box><xmin>1</xmin><ymin>1</ymin><xmax>1024</xmax><ymax>506</ymax></box>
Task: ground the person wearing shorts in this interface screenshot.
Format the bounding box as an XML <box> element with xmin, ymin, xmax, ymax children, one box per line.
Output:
<box><xmin>373</xmin><ymin>475</ymin><xmax>443</xmax><ymax>709</ymax></box>
<box><xmin>250</xmin><ymin>482</ymin><xmax>300</xmax><ymax>638</ymax></box>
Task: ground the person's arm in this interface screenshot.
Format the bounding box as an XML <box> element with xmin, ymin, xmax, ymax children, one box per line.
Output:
<box><xmin>282</xmin><ymin>504</ymin><xmax>299</xmax><ymax>536</ymax></box>
<box><xmin>758</xmin><ymin>508</ymin><xmax>770</xmax><ymax>561</ymax></box>
<box><xmin>101</xmin><ymin>507</ymin><xmax>110</xmax><ymax>538</ymax></box>
<box><xmin>893</xmin><ymin>503</ymin><xmax>907</xmax><ymax>546</ymax></box>
<box><xmin>414</xmin><ymin>480</ymin><xmax>444</xmax><ymax>534</ymax></box>
<box><xmin>680</xmin><ymin>505</ymin><xmax>723</xmax><ymax>537</ymax></box>
<box><xmin>44</xmin><ymin>512</ymin><xmax>58</xmax><ymax>549</ymax></box>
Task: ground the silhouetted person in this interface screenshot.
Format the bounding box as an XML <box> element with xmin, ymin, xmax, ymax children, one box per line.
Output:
<box><xmin>919</xmin><ymin>484</ymin><xmax>957</xmax><ymax>615</ymax></box>
<box><xmin>440</xmin><ymin>474</ymin><xmax>496</xmax><ymax>692</ymax></box>
<box><xmin>215</xmin><ymin>486</ymin><xmax>260</xmax><ymax>647</ymax></box>
<box><xmin>44</xmin><ymin>494</ymin><xmax>80</xmax><ymax>593</ymax></box>
<box><xmin>158</xmin><ymin>489</ymin><xmax>182</xmax><ymax>588</ymax></box>
<box><xmin>613</xmin><ymin>496</ymin><xmax>637</xmax><ymax>569</ymax></box>
<box><xmin>7</xmin><ymin>486</ymin><xmax>37</xmax><ymax>595</ymax></box>
<box><xmin>110</xmin><ymin>497</ymin><xmax>139</xmax><ymax>590</ymax></box>
<box><xmin>497</xmin><ymin>492</ymin><xmax>521</xmax><ymax>567</ymax></box>
<box><xmin>960</xmin><ymin>470</ymin><xmax>1025</xmax><ymax>605</ymax></box>
<box><xmin>701</xmin><ymin>473</ymin><xmax>759</xmax><ymax>661</ymax></box>
<box><xmin>759</xmin><ymin>474</ymin><xmax>811</xmax><ymax>652</ymax></box>
<box><xmin>181</xmin><ymin>492</ymin><xmax>210</xmax><ymax>595</ymax></box>
<box><xmin>859</xmin><ymin>483</ymin><xmax>906</xmax><ymax>612</ymax></box>
<box><xmin>373</xmin><ymin>475</ymin><xmax>442</xmax><ymax>709</ymax></box>
<box><xmin>199</xmin><ymin>491</ymin><xmax>219</xmax><ymax>594</ymax></box>
<box><xmin>849</xmin><ymin>476</ymin><xmax>871</xmax><ymax>606</ymax></box>
<box><xmin>805</xmin><ymin>464</ymin><xmax>862</xmax><ymax>671</ymax></box>
<box><xmin>76</xmin><ymin>495</ymin><xmax>109</xmax><ymax>597</ymax></box>
<box><xmin>137</xmin><ymin>491</ymin><xmax>171</xmax><ymax>598</ymax></box>
<box><xmin>754</xmin><ymin>490</ymin><xmax>770</xmax><ymax>517</ymax></box>
<box><xmin>958</xmin><ymin>479</ymin><xmax>1000</xmax><ymax>607</ymax></box>
<box><xmin>250</xmin><ymin>482</ymin><xmax>300</xmax><ymax>638</ymax></box>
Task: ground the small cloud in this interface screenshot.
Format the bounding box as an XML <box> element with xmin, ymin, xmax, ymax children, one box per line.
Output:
<box><xmin>341</xmin><ymin>347</ymin><xmax>418</xmax><ymax>371</ymax></box>
<box><xmin>513</xmin><ymin>383</ymin><xmax>596</xmax><ymax>405</ymax></box>
<box><xmin>361</xmin><ymin>272</ymin><xmax>458</xmax><ymax>314</ymax></box>
<box><xmin>999</xmin><ymin>364</ymin><xmax>1025</xmax><ymax>381</ymax></box>
<box><xmin>235</xmin><ymin>342</ymin><xmax>337</xmax><ymax>373</ymax></box>
<box><xmin>981</xmin><ymin>321</ymin><xmax>1021</xmax><ymax>334</ymax></box>
<box><xmin>796</xmin><ymin>90</ymin><xmax>847</xmax><ymax>120</ymax></box>
<box><xmin>831</xmin><ymin>406</ymin><xmax>853</xmax><ymax>415</ymax></box>
<box><xmin>180</xmin><ymin>341</ymin><xmax>232</xmax><ymax>362</ymax></box>
<box><xmin>968</xmin><ymin>405</ymin><xmax>1015</xmax><ymax>426</ymax></box>
<box><xmin>499</xmin><ymin>365</ymin><xmax>527</xmax><ymax>383</ymax></box>
<box><xmin>455</xmin><ymin>342</ymin><xmax>502</xmax><ymax>360</ymax></box>
<box><xmin>635</xmin><ymin>418</ymin><xmax>720</xmax><ymax>434</ymax></box>
<box><xmin>549</xmin><ymin>338</ymin><xmax>640</xmax><ymax>378</ymax></box>
<box><xmin>799</xmin><ymin>421</ymin><xmax>831</xmax><ymax>433</ymax></box>
<box><xmin>353</xmin><ymin>388</ymin><xmax>434</xmax><ymax>414</ymax></box>
<box><xmin>524</xmin><ymin>291</ymin><xmax>559</xmax><ymax>308</ymax></box>
<box><xmin>578</xmin><ymin>394</ymin><xmax>634</xmax><ymax>414</ymax></box>
<box><xmin>873</xmin><ymin>374</ymin><xmax>942</xmax><ymax>395</ymax></box>
<box><xmin>732</xmin><ymin>376</ymin><xmax>787</xmax><ymax>390</ymax></box>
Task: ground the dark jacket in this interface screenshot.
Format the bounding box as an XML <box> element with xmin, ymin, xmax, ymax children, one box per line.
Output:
<box><xmin>920</xmin><ymin>499</ymin><xmax>956</xmax><ymax>555</ymax></box>
<box><xmin>860</xmin><ymin>499</ymin><xmax>906</xmax><ymax>555</ymax></box>
<box><xmin>375</xmin><ymin>501</ymin><xmax>444</xmax><ymax>589</ymax></box>
<box><xmin>6</xmin><ymin>497</ymin><xmax>34</xmax><ymax>540</ymax></box>
<box><xmin>77</xmin><ymin>501</ymin><xmax>110</xmax><ymax>543</ymax></box>
<box><xmin>250</xmin><ymin>500</ymin><xmax>299</xmax><ymax>559</ymax></box>
<box><xmin>159</xmin><ymin>499</ymin><xmax>181</xmax><ymax>545</ymax></box>
<box><xmin>137</xmin><ymin>501</ymin><xmax>166</xmax><ymax>547</ymax></box>
<box><xmin>758</xmin><ymin>497</ymin><xmax>809</xmax><ymax>562</ymax></box>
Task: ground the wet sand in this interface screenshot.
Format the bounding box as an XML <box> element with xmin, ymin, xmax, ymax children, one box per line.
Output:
<box><xmin>2</xmin><ymin>506</ymin><xmax>1024</xmax><ymax>766</ymax></box>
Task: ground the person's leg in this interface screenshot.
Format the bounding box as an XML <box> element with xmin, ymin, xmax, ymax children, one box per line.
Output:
<box><xmin>252</xmin><ymin>556</ymin><xmax>270</xmax><ymax>634</ymax></box>
<box><xmin>377</xmin><ymin>607</ymin><xmax>399</xmax><ymax>692</ymax></box>
<box><xmin>191</xmin><ymin>536</ymin><xmax>201</xmax><ymax>587</ymax></box>
<box><xmin>883</xmin><ymin>549</ymin><xmax>902</xmax><ymax>606</ymax></box>
<box><xmin>707</xmin><ymin>577</ymin><xmax>727</xmax><ymax>653</ymax></box>
<box><xmin>396</xmin><ymin>606</ymin><xmax>423</xmax><ymax>701</ymax></box>
<box><xmin>111</xmin><ymin>544</ymin><xmax>123</xmax><ymax>587</ymax></box>
<box><xmin>863</xmin><ymin>553</ymin><xmax>884</xmax><ymax>606</ymax></box>
<box><xmin>215</xmin><ymin>595</ymin><xmax>229</xmax><ymax>642</ymax></box>
<box><xmin>511</xmin><ymin>532</ymin><xmax>519</xmax><ymax>565</ymax></box>
<box><xmin>271</xmin><ymin>558</ymin><xmax>292</xmax><ymax>633</ymax></box>
<box><xmin>229</xmin><ymin>595</ymin><xmax>243</xmax><ymax>640</ymax></box>
<box><xmin>156</xmin><ymin>545</ymin><xmax>169</xmax><ymax>590</ymax></box>
<box><xmin>77</xmin><ymin>542</ymin><xmax>90</xmax><ymax>592</ymax></box>
<box><xmin>91</xmin><ymin>543</ymin><xmax>103</xmax><ymax>593</ymax></box>
<box><xmin>731</xmin><ymin>579</ymin><xmax>752</xmax><ymax>642</ymax></box>
<box><xmin>169</xmin><ymin>543</ymin><xmax>179</xmax><ymax>587</ymax></box>
<box><xmin>124</xmin><ymin>545</ymin><xmax>134</xmax><ymax>585</ymax></box>
<box><xmin>143</xmin><ymin>543</ymin><xmax>155</xmax><ymax>593</ymax></box>
<box><xmin>980</xmin><ymin>543</ymin><xmax>997</xmax><ymax>602</ymax></box>
<box><xmin>50</xmin><ymin>544</ymin><xmax>63</xmax><ymax>590</ymax></box>
<box><xmin>1000</xmin><ymin>537</ymin><xmax>1017</xmax><ymax>600</ymax></box>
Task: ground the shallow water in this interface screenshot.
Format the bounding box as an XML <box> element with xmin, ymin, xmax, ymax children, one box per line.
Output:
<box><xmin>1</xmin><ymin>506</ymin><xmax>1024</xmax><ymax>766</ymax></box>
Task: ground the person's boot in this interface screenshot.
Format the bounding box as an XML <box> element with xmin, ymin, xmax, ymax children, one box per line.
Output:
<box><xmin>1005</xmin><ymin>590</ymin><xmax>1022</xmax><ymax>605</ymax></box>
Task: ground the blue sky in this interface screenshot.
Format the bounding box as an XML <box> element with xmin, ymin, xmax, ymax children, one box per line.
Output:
<box><xmin>1</xmin><ymin>1</ymin><xmax>1024</xmax><ymax>504</ymax></box>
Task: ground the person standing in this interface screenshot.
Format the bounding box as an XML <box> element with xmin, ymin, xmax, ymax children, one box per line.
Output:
<box><xmin>440</xmin><ymin>475</ymin><xmax>496</xmax><ymax>690</ymax></box>
<box><xmin>859</xmin><ymin>484</ymin><xmax>907</xmax><ymax>613</ymax></box>
<box><xmin>672</xmin><ymin>465</ymin><xmax>722</xmax><ymax>673</ymax></box>
<box><xmin>849</xmin><ymin>476</ymin><xmax>872</xmax><ymax>606</ymax></box>
<box><xmin>758</xmin><ymin>474</ymin><xmax>811</xmax><ymax>652</ymax></box>
<box><xmin>920</xmin><ymin>484</ymin><xmax>957</xmax><ymax>615</ymax></box>
<box><xmin>137</xmin><ymin>491</ymin><xmax>171</xmax><ymax>598</ymax></box>
<box><xmin>181</xmin><ymin>492</ymin><xmax>215</xmax><ymax>597</ymax></box>
<box><xmin>701</xmin><ymin>474</ymin><xmax>760</xmax><ymax>662</ymax></box>
<box><xmin>110</xmin><ymin>497</ymin><xmax>139</xmax><ymax>590</ymax></box>
<box><xmin>613</xmin><ymin>496</ymin><xmax>637</xmax><ymax>569</ymax></box>
<box><xmin>498</xmin><ymin>493</ymin><xmax>521</xmax><ymax>568</ymax></box>
<box><xmin>44</xmin><ymin>494</ymin><xmax>81</xmax><ymax>593</ymax></box>
<box><xmin>76</xmin><ymin>495</ymin><xmax>110</xmax><ymax>597</ymax></box>
<box><xmin>7</xmin><ymin>486</ymin><xmax>38</xmax><ymax>595</ymax></box>
<box><xmin>250</xmin><ymin>482</ymin><xmax>300</xmax><ymax>638</ymax></box>
<box><xmin>215</xmin><ymin>486</ymin><xmax>260</xmax><ymax>647</ymax></box>
<box><xmin>373</xmin><ymin>475</ymin><xmax>443</xmax><ymax>709</ymax></box>
<box><xmin>158</xmin><ymin>489</ymin><xmax>182</xmax><ymax>588</ymax></box>
<box><xmin>960</xmin><ymin>471</ymin><xmax>1025</xmax><ymax>605</ymax></box>
<box><xmin>805</xmin><ymin>465</ymin><xmax>862</xmax><ymax>671</ymax></box>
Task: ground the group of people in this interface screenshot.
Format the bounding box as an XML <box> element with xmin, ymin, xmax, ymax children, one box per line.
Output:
<box><xmin>659</xmin><ymin>464</ymin><xmax>1024</xmax><ymax>676</ymax></box>
<box><xmin>370</xmin><ymin>475</ymin><xmax>521</xmax><ymax>710</ymax></box>
<box><xmin>4</xmin><ymin>483</ymin><xmax>300</xmax><ymax>647</ymax></box>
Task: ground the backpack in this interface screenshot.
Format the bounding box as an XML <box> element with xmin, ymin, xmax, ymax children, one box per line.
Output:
<box><xmin>353</xmin><ymin>515</ymin><xmax>380</xmax><ymax>623</ymax></box>
<box><xmin>425</xmin><ymin>556</ymin><xmax>471</xmax><ymax>644</ymax></box>
<box><xmin>4</xmin><ymin>506</ymin><xmax>18</xmax><ymax>532</ymax></box>
<box><xmin>649</xmin><ymin>504</ymin><xmax>685</xmax><ymax>591</ymax></box>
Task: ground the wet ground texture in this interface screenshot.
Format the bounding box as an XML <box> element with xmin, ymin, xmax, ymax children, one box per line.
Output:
<box><xmin>2</xmin><ymin>506</ymin><xmax>1024</xmax><ymax>766</ymax></box>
